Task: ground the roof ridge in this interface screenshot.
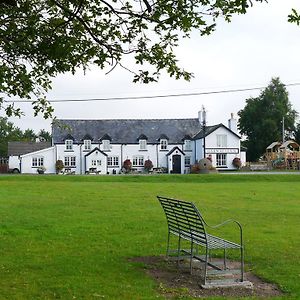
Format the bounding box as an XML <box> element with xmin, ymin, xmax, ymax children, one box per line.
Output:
<box><xmin>56</xmin><ymin>118</ymin><xmax>199</xmax><ymax>122</ymax></box>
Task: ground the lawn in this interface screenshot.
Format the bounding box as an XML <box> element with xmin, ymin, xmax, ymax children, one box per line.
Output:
<box><xmin>0</xmin><ymin>174</ymin><xmax>299</xmax><ymax>299</ymax></box>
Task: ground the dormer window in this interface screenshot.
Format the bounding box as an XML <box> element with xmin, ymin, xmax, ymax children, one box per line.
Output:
<box><xmin>100</xmin><ymin>134</ymin><xmax>112</xmax><ymax>151</ymax></box>
<box><xmin>84</xmin><ymin>139</ymin><xmax>91</xmax><ymax>151</ymax></box>
<box><xmin>184</xmin><ymin>139</ymin><xmax>192</xmax><ymax>151</ymax></box>
<box><xmin>82</xmin><ymin>134</ymin><xmax>93</xmax><ymax>151</ymax></box>
<box><xmin>160</xmin><ymin>139</ymin><xmax>168</xmax><ymax>150</ymax></box>
<box><xmin>158</xmin><ymin>134</ymin><xmax>169</xmax><ymax>151</ymax></box>
<box><xmin>139</xmin><ymin>139</ymin><xmax>147</xmax><ymax>150</ymax></box>
<box><xmin>102</xmin><ymin>140</ymin><xmax>110</xmax><ymax>151</ymax></box>
<box><xmin>138</xmin><ymin>134</ymin><xmax>148</xmax><ymax>151</ymax></box>
<box><xmin>65</xmin><ymin>139</ymin><xmax>73</xmax><ymax>151</ymax></box>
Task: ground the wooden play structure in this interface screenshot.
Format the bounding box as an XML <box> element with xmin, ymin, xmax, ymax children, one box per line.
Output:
<box><xmin>265</xmin><ymin>140</ymin><xmax>300</xmax><ymax>169</ymax></box>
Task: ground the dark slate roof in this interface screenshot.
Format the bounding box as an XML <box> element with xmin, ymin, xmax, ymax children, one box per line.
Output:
<box><xmin>63</xmin><ymin>133</ymin><xmax>75</xmax><ymax>141</ymax></box>
<box><xmin>158</xmin><ymin>134</ymin><xmax>169</xmax><ymax>140</ymax></box>
<box><xmin>193</xmin><ymin>124</ymin><xmax>241</xmax><ymax>139</ymax></box>
<box><xmin>8</xmin><ymin>142</ymin><xmax>51</xmax><ymax>156</ymax></box>
<box><xmin>99</xmin><ymin>133</ymin><xmax>112</xmax><ymax>141</ymax></box>
<box><xmin>81</xmin><ymin>134</ymin><xmax>93</xmax><ymax>141</ymax></box>
<box><xmin>52</xmin><ymin>119</ymin><xmax>203</xmax><ymax>144</ymax></box>
<box><xmin>137</xmin><ymin>134</ymin><xmax>148</xmax><ymax>140</ymax></box>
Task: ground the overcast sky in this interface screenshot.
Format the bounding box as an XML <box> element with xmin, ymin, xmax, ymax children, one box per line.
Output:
<box><xmin>3</xmin><ymin>0</ymin><xmax>300</xmax><ymax>133</ymax></box>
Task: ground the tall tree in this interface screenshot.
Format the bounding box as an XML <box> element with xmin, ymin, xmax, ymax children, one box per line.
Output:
<box><xmin>22</xmin><ymin>129</ymin><xmax>37</xmax><ymax>141</ymax></box>
<box><xmin>37</xmin><ymin>129</ymin><xmax>52</xmax><ymax>142</ymax></box>
<box><xmin>0</xmin><ymin>117</ymin><xmax>23</xmax><ymax>156</ymax></box>
<box><xmin>238</xmin><ymin>78</ymin><xmax>298</xmax><ymax>161</ymax></box>
<box><xmin>0</xmin><ymin>0</ymin><xmax>266</xmax><ymax>118</ymax></box>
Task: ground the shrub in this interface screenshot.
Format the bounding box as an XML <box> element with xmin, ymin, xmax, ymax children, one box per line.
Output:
<box><xmin>144</xmin><ymin>159</ymin><xmax>153</xmax><ymax>172</ymax></box>
<box><xmin>191</xmin><ymin>163</ymin><xmax>200</xmax><ymax>174</ymax></box>
<box><xmin>55</xmin><ymin>160</ymin><xmax>64</xmax><ymax>173</ymax></box>
<box><xmin>122</xmin><ymin>159</ymin><xmax>132</xmax><ymax>173</ymax></box>
<box><xmin>232</xmin><ymin>157</ymin><xmax>242</xmax><ymax>169</ymax></box>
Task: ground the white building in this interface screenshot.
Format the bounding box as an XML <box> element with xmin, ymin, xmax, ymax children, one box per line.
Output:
<box><xmin>8</xmin><ymin>141</ymin><xmax>51</xmax><ymax>173</ymax></box>
<box><xmin>17</xmin><ymin>113</ymin><xmax>244</xmax><ymax>174</ymax></box>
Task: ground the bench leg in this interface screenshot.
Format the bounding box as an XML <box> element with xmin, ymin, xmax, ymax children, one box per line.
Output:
<box><xmin>166</xmin><ymin>231</ymin><xmax>171</xmax><ymax>258</ymax></box>
<box><xmin>203</xmin><ymin>247</ymin><xmax>208</xmax><ymax>285</ymax></box>
<box><xmin>177</xmin><ymin>236</ymin><xmax>181</xmax><ymax>269</ymax></box>
<box><xmin>223</xmin><ymin>248</ymin><xmax>227</xmax><ymax>270</ymax></box>
<box><xmin>241</xmin><ymin>246</ymin><xmax>244</xmax><ymax>282</ymax></box>
<box><xmin>190</xmin><ymin>241</ymin><xmax>194</xmax><ymax>274</ymax></box>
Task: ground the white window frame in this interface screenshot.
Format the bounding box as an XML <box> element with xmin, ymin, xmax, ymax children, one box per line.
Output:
<box><xmin>65</xmin><ymin>139</ymin><xmax>73</xmax><ymax>151</ymax></box>
<box><xmin>216</xmin><ymin>154</ymin><xmax>227</xmax><ymax>167</ymax></box>
<box><xmin>139</xmin><ymin>139</ymin><xmax>147</xmax><ymax>150</ymax></box>
<box><xmin>64</xmin><ymin>156</ymin><xmax>76</xmax><ymax>167</ymax></box>
<box><xmin>92</xmin><ymin>159</ymin><xmax>101</xmax><ymax>166</ymax></box>
<box><xmin>217</xmin><ymin>135</ymin><xmax>227</xmax><ymax>147</ymax></box>
<box><xmin>184</xmin><ymin>139</ymin><xmax>192</xmax><ymax>151</ymax></box>
<box><xmin>84</xmin><ymin>140</ymin><xmax>91</xmax><ymax>151</ymax></box>
<box><xmin>132</xmin><ymin>155</ymin><xmax>144</xmax><ymax>167</ymax></box>
<box><xmin>184</xmin><ymin>155</ymin><xmax>191</xmax><ymax>166</ymax></box>
<box><xmin>107</xmin><ymin>156</ymin><xmax>119</xmax><ymax>167</ymax></box>
<box><xmin>160</xmin><ymin>139</ymin><xmax>168</xmax><ymax>150</ymax></box>
<box><xmin>32</xmin><ymin>156</ymin><xmax>44</xmax><ymax>167</ymax></box>
<box><xmin>102</xmin><ymin>140</ymin><xmax>110</xmax><ymax>151</ymax></box>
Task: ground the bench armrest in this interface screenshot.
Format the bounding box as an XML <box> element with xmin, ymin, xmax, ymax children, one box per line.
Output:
<box><xmin>204</xmin><ymin>219</ymin><xmax>243</xmax><ymax>246</ymax></box>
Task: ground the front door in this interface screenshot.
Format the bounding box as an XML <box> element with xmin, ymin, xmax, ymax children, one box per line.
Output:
<box><xmin>172</xmin><ymin>155</ymin><xmax>181</xmax><ymax>174</ymax></box>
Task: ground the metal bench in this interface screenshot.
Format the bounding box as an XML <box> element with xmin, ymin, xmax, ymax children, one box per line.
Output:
<box><xmin>157</xmin><ymin>196</ymin><xmax>244</xmax><ymax>286</ymax></box>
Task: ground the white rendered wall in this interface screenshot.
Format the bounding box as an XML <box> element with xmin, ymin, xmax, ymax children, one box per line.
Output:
<box><xmin>85</xmin><ymin>150</ymin><xmax>107</xmax><ymax>174</ymax></box>
<box><xmin>20</xmin><ymin>147</ymin><xmax>55</xmax><ymax>174</ymax></box>
<box><xmin>122</xmin><ymin>144</ymin><xmax>157</xmax><ymax>172</ymax></box>
<box><xmin>240</xmin><ymin>151</ymin><xmax>247</xmax><ymax>166</ymax></box>
<box><xmin>56</xmin><ymin>144</ymin><xmax>81</xmax><ymax>174</ymax></box>
<box><xmin>204</xmin><ymin>127</ymin><xmax>241</xmax><ymax>170</ymax></box>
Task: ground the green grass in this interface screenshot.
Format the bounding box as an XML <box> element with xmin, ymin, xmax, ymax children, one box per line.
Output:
<box><xmin>0</xmin><ymin>174</ymin><xmax>299</xmax><ymax>299</ymax></box>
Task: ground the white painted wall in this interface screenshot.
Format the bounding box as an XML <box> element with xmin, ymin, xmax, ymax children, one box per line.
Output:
<box><xmin>85</xmin><ymin>149</ymin><xmax>107</xmax><ymax>174</ymax></box>
<box><xmin>20</xmin><ymin>147</ymin><xmax>56</xmax><ymax>174</ymax></box>
<box><xmin>204</xmin><ymin>126</ymin><xmax>241</xmax><ymax>170</ymax></box>
<box><xmin>56</xmin><ymin>143</ymin><xmax>81</xmax><ymax>174</ymax></box>
<box><xmin>240</xmin><ymin>150</ymin><xmax>247</xmax><ymax>166</ymax></box>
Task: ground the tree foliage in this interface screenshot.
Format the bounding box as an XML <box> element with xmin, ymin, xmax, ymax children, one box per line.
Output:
<box><xmin>0</xmin><ymin>117</ymin><xmax>51</xmax><ymax>156</ymax></box>
<box><xmin>23</xmin><ymin>129</ymin><xmax>37</xmax><ymax>141</ymax></box>
<box><xmin>38</xmin><ymin>129</ymin><xmax>52</xmax><ymax>142</ymax></box>
<box><xmin>0</xmin><ymin>117</ymin><xmax>23</xmax><ymax>156</ymax></box>
<box><xmin>238</xmin><ymin>78</ymin><xmax>298</xmax><ymax>162</ymax></box>
<box><xmin>288</xmin><ymin>8</ymin><xmax>300</xmax><ymax>25</ymax></box>
<box><xmin>0</xmin><ymin>0</ymin><xmax>267</xmax><ymax>118</ymax></box>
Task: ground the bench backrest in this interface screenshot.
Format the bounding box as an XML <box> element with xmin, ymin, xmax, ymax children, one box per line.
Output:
<box><xmin>157</xmin><ymin>196</ymin><xmax>207</xmax><ymax>245</ymax></box>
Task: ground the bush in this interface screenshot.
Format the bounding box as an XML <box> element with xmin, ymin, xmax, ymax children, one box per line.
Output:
<box><xmin>55</xmin><ymin>160</ymin><xmax>64</xmax><ymax>173</ymax></box>
<box><xmin>144</xmin><ymin>159</ymin><xmax>153</xmax><ymax>172</ymax></box>
<box><xmin>191</xmin><ymin>163</ymin><xmax>200</xmax><ymax>174</ymax></box>
<box><xmin>232</xmin><ymin>157</ymin><xmax>242</xmax><ymax>169</ymax></box>
<box><xmin>122</xmin><ymin>159</ymin><xmax>132</xmax><ymax>173</ymax></box>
